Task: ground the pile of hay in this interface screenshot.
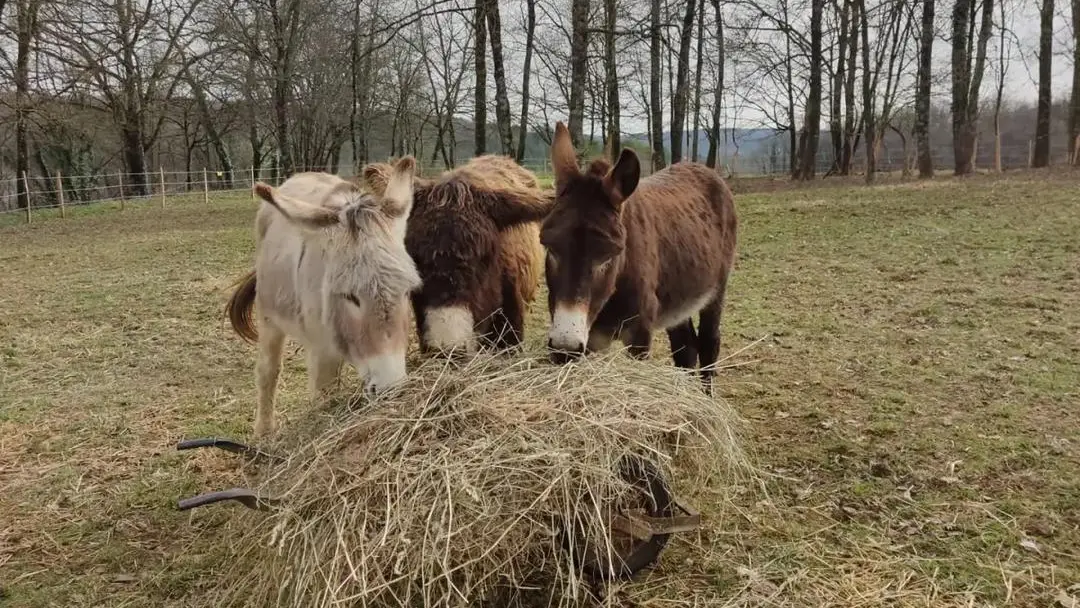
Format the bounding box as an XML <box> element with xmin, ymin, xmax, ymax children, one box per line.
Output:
<box><xmin>213</xmin><ymin>348</ymin><xmax>749</xmax><ymax>607</ymax></box>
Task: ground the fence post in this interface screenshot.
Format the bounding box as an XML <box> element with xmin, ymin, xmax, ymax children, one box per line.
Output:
<box><xmin>56</xmin><ymin>170</ymin><xmax>65</xmax><ymax>219</ymax></box>
<box><xmin>118</xmin><ymin>172</ymin><xmax>126</xmax><ymax>210</ymax></box>
<box><xmin>250</xmin><ymin>166</ymin><xmax>256</xmax><ymax>201</ymax></box>
<box><xmin>1028</xmin><ymin>140</ymin><xmax>1034</xmax><ymax>168</ymax></box>
<box><xmin>22</xmin><ymin>171</ymin><xmax>31</xmax><ymax>224</ymax></box>
<box><xmin>160</xmin><ymin>167</ymin><xmax>166</xmax><ymax>209</ymax></box>
<box><xmin>203</xmin><ymin>168</ymin><xmax>209</xmax><ymax>204</ymax></box>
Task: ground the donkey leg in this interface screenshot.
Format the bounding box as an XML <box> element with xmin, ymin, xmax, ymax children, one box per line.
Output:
<box><xmin>491</xmin><ymin>277</ymin><xmax>525</xmax><ymax>352</ymax></box>
<box><xmin>307</xmin><ymin>350</ymin><xmax>343</xmax><ymax>401</ymax></box>
<box><xmin>697</xmin><ymin>278</ymin><xmax>729</xmax><ymax>396</ymax></box>
<box><xmin>254</xmin><ymin>321</ymin><xmax>286</xmax><ymax>437</ymax></box>
<box><xmin>626</xmin><ymin>324</ymin><xmax>653</xmax><ymax>360</ymax></box>
<box><xmin>666</xmin><ymin>318</ymin><xmax>699</xmax><ymax>370</ymax></box>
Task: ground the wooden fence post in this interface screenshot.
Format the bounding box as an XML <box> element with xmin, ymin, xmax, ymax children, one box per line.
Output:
<box><xmin>118</xmin><ymin>172</ymin><xmax>126</xmax><ymax>210</ymax></box>
<box><xmin>56</xmin><ymin>171</ymin><xmax>65</xmax><ymax>218</ymax></box>
<box><xmin>160</xmin><ymin>167</ymin><xmax>166</xmax><ymax>208</ymax></box>
<box><xmin>22</xmin><ymin>171</ymin><xmax>30</xmax><ymax>224</ymax></box>
<box><xmin>250</xmin><ymin>166</ymin><xmax>256</xmax><ymax>201</ymax></box>
<box><xmin>203</xmin><ymin>168</ymin><xmax>209</xmax><ymax>204</ymax></box>
<box><xmin>1028</xmin><ymin>140</ymin><xmax>1034</xmax><ymax>168</ymax></box>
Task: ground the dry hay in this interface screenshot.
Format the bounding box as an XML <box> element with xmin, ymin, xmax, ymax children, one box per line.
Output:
<box><xmin>208</xmin><ymin>348</ymin><xmax>750</xmax><ymax>607</ymax></box>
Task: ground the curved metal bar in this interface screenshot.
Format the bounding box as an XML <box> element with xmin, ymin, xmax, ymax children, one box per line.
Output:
<box><xmin>176</xmin><ymin>437</ymin><xmax>285</xmax><ymax>463</ymax></box>
<box><xmin>177</xmin><ymin>488</ymin><xmax>282</xmax><ymax>512</ymax></box>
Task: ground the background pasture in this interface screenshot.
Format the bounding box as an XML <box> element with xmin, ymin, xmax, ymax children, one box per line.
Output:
<box><xmin>1</xmin><ymin>170</ymin><xmax>1078</xmax><ymax>607</ymax></box>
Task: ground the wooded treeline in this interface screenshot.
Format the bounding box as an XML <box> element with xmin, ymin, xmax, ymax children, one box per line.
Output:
<box><xmin>1</xmin><ymin>0</ymin><xmax>1078</xmax><ymax>210</ymax></box>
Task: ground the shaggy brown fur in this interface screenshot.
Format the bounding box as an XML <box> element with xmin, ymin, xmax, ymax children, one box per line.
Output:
<box><xmin>541</xmin><ymin>122</ymin><xmax>738</xmax><ymax>393</ymax></box>
<box><xmin>361</xmin><ymin>155</ymin><xmax>549</xmax><ymax>355</ymax></box>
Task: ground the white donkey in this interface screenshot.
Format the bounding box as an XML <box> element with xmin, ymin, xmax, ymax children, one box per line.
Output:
<box><xmin>226</xmin><ymin>156</ymin><xmax>421</xmax><ymax>436</ymax></box>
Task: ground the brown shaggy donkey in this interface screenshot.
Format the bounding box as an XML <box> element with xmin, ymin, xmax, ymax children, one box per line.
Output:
<box><xmin>226</xmin><ymin>157</ymin><xmax>421</xmax><ymax>436</ymax></box>
<box><xmin>361</xmin><ymin>155</ymin><xmax>550</xmax><ymax>355</ymax></box>
<box><xmin>541</xmin><ymin>122</ymin><xmax>738</xmax><ymax>393</ymax></box>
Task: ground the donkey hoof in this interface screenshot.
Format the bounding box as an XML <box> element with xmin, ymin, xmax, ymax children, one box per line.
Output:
<box><xmin>253</xmin><ymin>419</ymin><xmax>277</xmax><ymax>438</ymax></box>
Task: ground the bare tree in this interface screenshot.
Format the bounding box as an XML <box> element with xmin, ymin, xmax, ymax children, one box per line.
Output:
<box><xmin>43</xmin><ymin>0</ymin><xmax>213</xmax><ymax>194</ymax></box>
<box><xmin>12</xmin><ymin>0</ymin><xmax>42</xmax><ymax>209</ymax></box>
<box><xmin>950</xmin><ymin>0</ymin><xmax>994</xmax><ymax>175</ymax></box>
<box><xmin>706</xmin><ymin>0</ymin><xmax>725</xmax><ymax>169</ymax></box>
<box><xmin>418</xmin><ymin>0</ymin><xmax>472</xmax><ymax>168</ymax></box>
<box><xmin>858</xmin><ymin>0</ymin><xmax>874</xmax><ymax>182</ymax></box>
<box><xmin>1070</xmin><ymin>0</ymin><xmax>1080</xmax><ymax>163</ymax></box>
<box><xmin>484</xmin><ymin>0</ymin><xmax>513</xmax><ymax>155</ymax></box>
<box><xmin>474</xmin><ymin>0</ymin><xmax>487</xmax><ymax>156</ymax></box>
<box><xmin>1032</xmin><ymin>0</ymin><xmax>1053</xmax><ymax>167</ymax></box>
<box><xmin>351</xmin><ymin>0</ymin><xmax>379</xmax><ymax>167</ymax></box>
<box><xmin>568</xmin><ymin>0</ymin><xmax>590</xmax><ymax>149</ymax></box>
<box><xmin>795</xmin><ymin>0</ymin><xmax>823</xmax><ymax>180</ymax></box>
<box><xmin>515</xmin><ymin>0</ymin><xmax>537</xmax><ymax>162</ymax></box>
<box><xmin>603</xmin><ymin>0</ymin><xmax>620</xmax><ymax>157</ymax></box>
<box><xmin>828</xmin><ymin>0</ymin><xmax>852</xmax><ymax>175</ymax></box>
<box><xmin>649</xmin><ymin>0</ymin><xmax>665</xmax><ymax>169</ymax></box>
<box><xmin>914</xmin><ymin>0</ymin><xmax>934</xmax><ymax>177</ymax></box>
<box><xmin>992</xmin><ymin>0</ymin><xmax>1008</xmax><ymax>171</ymax></box>
<box><xmin>691</xmin><ymin>1</ymin><xmax>705</xmax><ymax>161</ymax></box>
<box><xmin>671</xmin><ymin>0</ymin><xmax>697</xmax><ymax>164</ymax></box>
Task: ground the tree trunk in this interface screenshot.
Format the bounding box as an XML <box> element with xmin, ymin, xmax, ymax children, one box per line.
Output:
<box><xmin>691</xmin><ymin>1</ymin><xmax>705</xmax><ymax>162</ymax></box>
<box><xmin>604</xmin><ymin>0</ymin><xmax>620</xmax><ymax>158</ymax></box>
<box><xmin>650</xmin><ymin>0</ymin><xmax>666</xmax><ymax>169</ymax></box>
<box><xmin>474</xmin><ymin>0</ymin><xmax>487</xmax><ymax>156</ymax></box>
<box><xmin>890</xmin><ymin>124</ymin><xmax>911</xmax><ymax>176</ymax></box>
<box><xmin>14</xmin><ymin>0</ymin><xmax>40</xmax><ymax>209</ymax></box>
<box><xmin>706</xmin><ymin>0</ymin><xmax>724</xmax><ymax>169</ymax></box>
<box><xmin>1032</xmin><ymin>0</ymin><xmax>1053</xmax><ymax>167</ymax></box>
<box><xmin>245</xmin><ymin>42</ymin><xmax>263</xmax><ymax>176</ymax></box>
<box><xmin>951</xmin><ymin>0</ymin><xmax>993</xmax><ymax>175</ymax></box>
<box><xmin>797</xmin><ymin>0</ymin><xmax>823</xmax><ymax>180</ymax></box>
<box><xmin>993</xmin><ymin>0</ymin><xmax>1006</xmax><ymax>172</ymax></box>
<box><xmin>1071</xmin><ymin>0</ymin><xmax>1080</xmax><ymax>164</ymax></box>
<box><xmin>189</xmin><ymin>76</ymin><xmax>234</xmax><ymax>186</ymax></box>
<box><xmin>859</xmin><ymin>0</ymin><xmax>874</xmax><ymax>183</ymax></box>
<box><xmin>515</xmin><ymin>0</ymin><xmax>537</xmax><ymax>162</ymax></box>
<box><xmin>841</xmin><ymin>0</ymin><xmax>858</xmax><ymax>176</ymax></box>
<box><xmin>783</xmin><ymin>4</ymin><xmax>797</xmax><ymax>176</ymax></box>
<box><xmin>485</xmin><ymin>0</ymin><xmax>513</xmax><ymax>155</ymax></box>
<box><xmin>670</xmin><ymin>0</ymin><xmax>697</xmax><ymax>164</ymax></box>
<box><xmin>914</xmin><ymin>0</ymin><xmax>934</xmax><ymax>177</ymax></box>
<box><xmin>830</xmin><ymin>0</ymin><xmax>849</xmax><ymax>175</ymax></box>
<box><xmin>568</xmin><ymin>0</ymin><xmax>591</xmax><ymax>149</ymax></box>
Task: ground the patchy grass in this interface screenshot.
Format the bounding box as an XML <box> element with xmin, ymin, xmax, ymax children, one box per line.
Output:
<box><xmin>1</xmin><ymin>170</ymin><xmax>1078</xmax><ymax>607</ymax></box>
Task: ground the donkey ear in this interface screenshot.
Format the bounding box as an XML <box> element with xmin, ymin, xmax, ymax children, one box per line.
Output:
<box><xmin>603</xmin><ymin>148</ymin><xmax>641</xmax><ymax>205</ymax></box>
<box><xmin>480</xmin><ymin>186</ymin><xmax>555</xmax><ymax>231</ymax></box>
<box><xmin>254</xmin><ymin>181</ymin><xmax>340</xmax><ymax>230</ymax></box>
<box><xmin>381</xmin><ymin>155</ymin><xmax>417</xmax><ymax>217</ymax></box>
<box><xmin>550</xmin><ymin>121</ymin><xmax>580</xmax><ymax>189</ymax></box>
<box><xmin>361</xmin><ymin>163</ymin><xmax>393</xmax><ymax>196</ymax></box>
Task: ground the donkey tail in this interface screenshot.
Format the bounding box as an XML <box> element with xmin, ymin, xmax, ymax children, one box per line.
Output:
<box><xmin>226</xmin><ymin>270</ymin><xmax>259</xmax><ymax>343</ymax></box>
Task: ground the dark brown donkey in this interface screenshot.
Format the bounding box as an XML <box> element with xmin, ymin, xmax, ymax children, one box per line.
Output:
<box><xmin>541</xmin><ymin>121</ymin><xmax>738</xmax><ymax>392</ymax></box>
<box><xmin>361</xmin><ymin>155</ymin><xmax>551</xmax><ymax>355</ymax></box>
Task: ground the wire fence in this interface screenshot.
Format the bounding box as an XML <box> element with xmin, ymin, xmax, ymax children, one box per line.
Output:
<box><xmin>0</xmin><ymin>144</ymin><xmax>1057</xmax><ymax>223</ymax></box>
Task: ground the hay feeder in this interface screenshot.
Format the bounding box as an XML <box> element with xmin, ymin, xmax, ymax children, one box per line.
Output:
<box><xmin>176</xmin><ymin>435</ymin><xmax>702</xmax><ymax>583</ymax></box>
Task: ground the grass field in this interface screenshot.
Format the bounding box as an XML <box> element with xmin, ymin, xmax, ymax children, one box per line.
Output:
<box><xmin>1</xmin><ymin>170</ymin><xmax>1079</xmax><ymax>607</ymax></box>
